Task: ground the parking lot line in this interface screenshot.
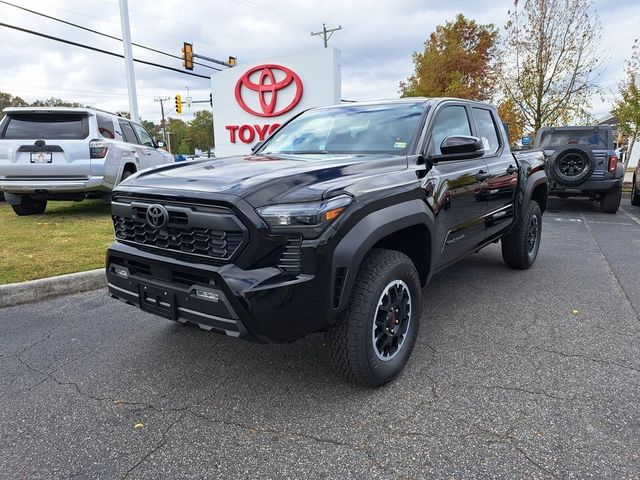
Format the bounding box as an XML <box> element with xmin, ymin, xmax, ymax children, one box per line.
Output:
<box><xmin>619</xmin><ymin>207</ymin><xmax>640</xmax><ymax>226</ymax></box>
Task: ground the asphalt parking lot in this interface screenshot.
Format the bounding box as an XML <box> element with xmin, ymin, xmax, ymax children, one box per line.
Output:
<box><xmin>1</xmin><ymin>197</ymin><xmax>639</xmax><ymax>479</ymax></box>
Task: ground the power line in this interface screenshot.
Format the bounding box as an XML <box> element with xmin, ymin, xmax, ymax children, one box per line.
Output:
<box><xmin>0</xmin><ymin>0</ymin><xmax>221</xmax><ymax>72</ymax></box>
<box><xmin>0</xmin><ymin>21</ymin><xmax>212</xmax><ymax>79</ymax></box>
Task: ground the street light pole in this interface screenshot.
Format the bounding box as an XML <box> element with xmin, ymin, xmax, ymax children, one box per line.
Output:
<box><xmin>118</xmin><ymin>0</ymin><xmax>139</xmax><ymax>123</ymax></box>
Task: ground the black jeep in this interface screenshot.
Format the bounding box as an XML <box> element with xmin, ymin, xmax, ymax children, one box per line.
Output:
<box><xmin>534</xmin><ymin>126</ymin><xmax>623</xmax><ymax>213</ymax></box>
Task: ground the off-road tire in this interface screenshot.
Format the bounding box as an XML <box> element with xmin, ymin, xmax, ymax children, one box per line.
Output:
<box><xmin>600</xmin><ymin>184</ymin><xmax>622</xmax><ymax>213</ymax></box>
<box><xmin>501</xmin><ymin>201</ymin><xmax>542</xmax><ymax>269</ymax></box>
<box><xmin>631</xmin><ymin>176</ymin><xmax>640</xmax><ymax>206</ymax></box>
<box><xmin>11</xmin><ymin>197</ymin><xmax>47</xmax><ymax>216</ymax></box>
<box><xmin>549</xmin><ymin>145</ymin><xmax>596</xmax><ymax>187</ymax></box>
<box><xmin>328</xmin><ymin>248</ymin><xmax>422</xmax><ymax>387</ymax></box>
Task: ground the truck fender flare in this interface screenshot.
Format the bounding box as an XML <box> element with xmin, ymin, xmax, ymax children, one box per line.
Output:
<box><xmin>330</xmin><ymin>199</ymin><xmax>435</xmax><ymax>313</ymax></box>
<box><xmin>510</xmin><ymin>170</ymin><xmax>548</xmax><ymax>234</ymax></box>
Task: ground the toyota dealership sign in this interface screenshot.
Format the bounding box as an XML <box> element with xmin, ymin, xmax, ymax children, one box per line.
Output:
<box><xmin>211</xmin><ymin>48</ymin><xmax>341</xmax><ymax>156</ymax></box>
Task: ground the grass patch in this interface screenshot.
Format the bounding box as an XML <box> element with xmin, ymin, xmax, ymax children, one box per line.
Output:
<box><xmin>0</xmin><ymin>200</ymin><xmax>113</xmax><ymax>284</ymax></box>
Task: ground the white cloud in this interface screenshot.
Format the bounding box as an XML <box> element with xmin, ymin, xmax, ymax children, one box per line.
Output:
<box><xmin>0</xmin><ymin>0</ymin><xmax>637</xmax><ymax>123</ymax></box>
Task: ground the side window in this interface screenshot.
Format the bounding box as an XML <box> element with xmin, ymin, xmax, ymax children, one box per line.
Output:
<box><xmin>133</xmin><ymin>124</ymin><xmax>155</xmax><ymax>147</ymax></box>
<box><xmin>96</xmin><ymin>114</ymin><xmax>115</xmax><ymax>139</ymax></box>
<box><xmin>430</xmin><ymin>106</ymin><xmax>471</xmax><ymax>154</ymax></box>
<box><xmin>119</xmin><ymin>121</ymin><xmax>138</xmax><ymax>144</ymax></box>
<box><xmin>472</xmin><ymin>108</ymin><xmax>500</xmax><ymax>155</ymax></box>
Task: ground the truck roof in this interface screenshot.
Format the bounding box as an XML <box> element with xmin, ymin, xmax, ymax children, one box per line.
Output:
<box><xmin>328</xmin><ymin>97</ymin><xmax>496</xmax><ymax>110</ymax></box>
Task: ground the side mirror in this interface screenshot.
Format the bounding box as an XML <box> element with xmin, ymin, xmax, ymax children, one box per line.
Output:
<box><xmin>431</xmin><ymin>135</ymin><xmax>484</xmax><ymax>162</ymax></box>
<box><xmin>156</xmin><ymin>140</ymin><xmax>166</xmax><ymax>148</ymax></box>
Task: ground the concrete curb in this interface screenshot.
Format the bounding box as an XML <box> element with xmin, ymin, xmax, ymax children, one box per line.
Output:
<box><xmin>0</xmin><ymin>269</ymin><xmax>106</xmax><ymax>308</ymax></box>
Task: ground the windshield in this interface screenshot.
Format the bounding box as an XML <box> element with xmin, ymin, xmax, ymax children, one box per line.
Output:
<box><xmin>538</xmin><ymin>129</ymin><xmax>609</xmax><ymax>149</ymax></box>
<box><xmin>261</xmin><ymin>103</ymin><xmax>425</xmax><ymax>155</ymax></box>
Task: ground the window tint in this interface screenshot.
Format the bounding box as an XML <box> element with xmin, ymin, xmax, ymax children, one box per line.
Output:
<box><xmin>472</xmin><ymin>108</ymin><xmax>500</xmax><ymax>155</ymax></box>
<box><xmin>97</xmin><ymin>114</ymin><xmax>115</xmax><ymax>139</ymax></box>
<box><xmin>431</xmin><ymin>106</ymin><xmax>471</xmax><ymax>154</ymax></box>
<box><xmin>3</xmin><ymin>113</ymin><xmax>88</xmax><ymax>140</ymax></box>
<box><xmin>133</xmin><ymin>124</ymin><xmax>154</xmax><ymax>147</ymax></box>
<box><xmin>538</xmin><ymin>130</ymin><xmax>609</xmax><ymax>149</ymax></box>
<box><xmin>119</xmin><ymin>121</ymin><xmax>138</xmax><ymax>144</ymax></box>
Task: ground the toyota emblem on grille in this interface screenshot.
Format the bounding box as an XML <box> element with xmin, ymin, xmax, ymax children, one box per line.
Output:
<box><xmin>146</xmin><ymin>204</ymin><xmax>168</xmax><ymax>229</ymax></box>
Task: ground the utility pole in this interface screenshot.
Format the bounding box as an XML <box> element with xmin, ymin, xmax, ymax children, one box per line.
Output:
<box><xmin>118</xmin><ymin>0</ymin><xmax>139</xmax><ymax>123</ymax></box>
<box><xmin>311</xmin><ymin>23</ymin><xmax>342</xmax><ymax>48</ymax></box>
<box><xmin>154</xmin><ymin>96</ymin><xmax>170</xmax><ymax>143</ymax></box>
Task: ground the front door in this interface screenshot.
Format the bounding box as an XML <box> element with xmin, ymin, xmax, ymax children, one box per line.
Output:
<box><xmin>427</xmin><ymin>104</ymin><xmax>489</xmax><ymax>268</ymax></box>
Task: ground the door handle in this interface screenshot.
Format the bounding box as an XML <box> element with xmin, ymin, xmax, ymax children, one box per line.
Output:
<box><xmin>475</xmin><ymin>170</ymin><xmax>490</xmax><ymax>181</ymax></box>
<box><xmin>506</xmin><ymin>165</ymin><xmax>518</xmax><ymax>174</ymax></box>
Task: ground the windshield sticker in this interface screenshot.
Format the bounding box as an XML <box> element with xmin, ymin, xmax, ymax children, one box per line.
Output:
<box><xmin>393</xmin><ymin>142</ymin><xmax>407</xmax><ymax>149</ymax></box>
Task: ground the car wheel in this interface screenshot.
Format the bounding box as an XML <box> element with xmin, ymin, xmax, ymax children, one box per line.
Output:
<box><xmin>11</xmin><ymin>196</ymin><xmax>47</xmax><ymax>216</ymax></box>
<box><xmin>600</xmin><ymin>184</ymin><xmax>622</xmax><ymax>213</ymax></box>
<box><xmin>501</xmin><ymin>201</ymin><xmax>542</xmax><ymax>269</ymax></box>
<box><xmin>328</xmin><ymin>248</ymin><xmax>421</xmax><ymax>387</ymax></box>
<box><xmin>631</xmin><ymin>176</ymin><xmax>640</xmax><ymax>207</ymax></box>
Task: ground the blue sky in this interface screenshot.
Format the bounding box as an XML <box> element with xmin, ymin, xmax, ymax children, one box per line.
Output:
<box><xmin>0</xmin><ymin>0</ymin><xmax>637</xmax><ymax>123</ymax></box>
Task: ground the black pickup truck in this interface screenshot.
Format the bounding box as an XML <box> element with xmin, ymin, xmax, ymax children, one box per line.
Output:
<box><xmin>106</xmin><ymin>98</ymin><xmax>548</xmax><ymax>386</ymax></box>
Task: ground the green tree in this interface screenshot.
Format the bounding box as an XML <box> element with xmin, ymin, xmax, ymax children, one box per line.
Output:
<box><xmin>500</xmin><ymin>0</ymin><xmax>602</xmax><ymax>133</ymax></box>
<box><xmin>612</xmin><ymin>39</ymin><xmax>640</xmax><ymax>170</ymax></box>
<box><xmin>166</xmin><ymin>117</ymin><xmax>188</xmax><ymax>154</ymax></box>
<box><xmin>30</xmin><ymin>97</ymin><xmax>83</xmax><ymax>108</ymax></box>
<box><xmin>185</xmin><ymin>110</ymin><xmax>214</xmax><ymax>151</ymax></box>
<box><xmin>400</xmin><ymin>14</ymin><xmax>499</xmax><ymax>101</ymax></box>
<box><xmin>0</xmin><ymin>92</ymin><xmax>27</xmax><ymax>119</ymax></box>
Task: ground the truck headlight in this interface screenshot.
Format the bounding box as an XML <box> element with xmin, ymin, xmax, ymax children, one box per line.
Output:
<box><xmin>256</xmin><ymin>194</ymin><xmax>352</xmax><ymax>237</ymax></box>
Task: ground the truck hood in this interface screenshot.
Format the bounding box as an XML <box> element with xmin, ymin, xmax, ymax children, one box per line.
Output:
<box><xmin>118</xmin><ymin>153</ymin><xmax>409</xmax><ymax>206</ymax></box>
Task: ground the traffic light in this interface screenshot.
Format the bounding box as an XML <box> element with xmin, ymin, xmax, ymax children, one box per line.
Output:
<box><xmin>228</xmin><ymin>56</ymin><xmax>237</xmax><ymax>66</ymax></box>
<box><xmin>175</xmin><ymin>94</ymin><xmax>182</xmax><ymax>114</ymax></box>
<box><xmin>181</xmin><ymin>42</ymin><xmax>193</xmax><ymax>70</ymax></box>
<box><xmin>209</xmin><ymin>93</ymin><xmax>212</xmax><ymax>107</ymax></box>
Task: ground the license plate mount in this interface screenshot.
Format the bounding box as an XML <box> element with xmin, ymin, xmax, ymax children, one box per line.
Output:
<box><xmin>138</xmin><ymin>283</ymin><xmax>176</xmax><ymax>320</ymax></box>
<box><xmin>30</xmin><ymin>152</ymin><xmax>52</xmax><ymax>164</ymax></box>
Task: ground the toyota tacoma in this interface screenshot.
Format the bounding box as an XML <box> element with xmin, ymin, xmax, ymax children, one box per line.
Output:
<box><xmin>106</xmin><ymin>98</ymin><xmax>548</xmax><ymax>386</ymax></box>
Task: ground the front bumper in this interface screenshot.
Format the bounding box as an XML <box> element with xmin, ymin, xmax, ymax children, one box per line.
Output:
<box><xmin>0</xmin><ymin>175</ymin><xmax>109</xmax><ymax>193</ymax></box>
<box><xmin>106</xmin><ymin>241</ymin><xmax>331</xmax><ymax>343</ymax></box>
<box><xmin>549</xmin><ymin>177</ymin><xmax>623</xmax><ymax>195</ymax></box>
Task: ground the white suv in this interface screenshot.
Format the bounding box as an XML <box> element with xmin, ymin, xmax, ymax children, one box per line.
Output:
<box><xmin>0</xmin><ymin>107</ymin><xmax>174</xmax><ymax>215</ymax></box>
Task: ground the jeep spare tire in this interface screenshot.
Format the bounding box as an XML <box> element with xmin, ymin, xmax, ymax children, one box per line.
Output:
<box><xmin>549</xmin><ymin>145</ymin><xmax>596</xmax><ymax>187</ymax></box>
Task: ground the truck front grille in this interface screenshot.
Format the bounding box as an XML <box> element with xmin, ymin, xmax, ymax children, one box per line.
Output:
<box><xmin>112</xmin><ymin>197</ymin><xmax>248</xmax><ymax>262</ymax></box>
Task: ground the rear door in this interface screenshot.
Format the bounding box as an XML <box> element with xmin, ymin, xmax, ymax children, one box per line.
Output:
<box><xmin>116</xmin><ymin>119</ymin><xmax>142</xmax><ymax>173</ymax></box>
<box><xmin>0</xmin><ymin>111</ymin><xmax>91</xmax><ymax>178</ymax></box>
<box><xmin>471</xmin><ymin>106</ymin><xmax>517</xmax><ymax>236</ymax></box>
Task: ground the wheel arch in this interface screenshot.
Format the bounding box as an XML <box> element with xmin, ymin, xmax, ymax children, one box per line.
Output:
<box><xmin>330</xmin><ymin>199</ymin><xmax>435</xmax><ymax>313</ymax></box>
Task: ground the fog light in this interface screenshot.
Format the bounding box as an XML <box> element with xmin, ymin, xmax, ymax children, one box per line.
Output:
<box><xmin>113</xmin><ymin>266</ymin><xmax>129</xmax><ymax>278</ymax></box>
<box><xmin>195</xmin><ymin>289</ymin><xmax>219</xmax><ymax>302</ymax></box>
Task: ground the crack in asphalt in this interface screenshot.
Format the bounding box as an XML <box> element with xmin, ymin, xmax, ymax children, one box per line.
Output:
<box><xmin>533</xmin><ymin>345</ymin><xmax>640</xmax><ymax>375</ymax></box>
<box><xmin>121</xmin><ymin>413</ymin><xmax>185</xmax><ymax>480</ymax></box>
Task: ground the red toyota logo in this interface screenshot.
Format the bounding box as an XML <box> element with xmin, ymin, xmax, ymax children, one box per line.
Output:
<box><xmin>235</xmin><ymin>64</ymin><xmax>303</xmax><ymax>117</ymax></box>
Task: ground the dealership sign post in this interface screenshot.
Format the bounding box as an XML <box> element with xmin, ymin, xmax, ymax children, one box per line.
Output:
<box><xmin>211</xmin><ymin>48</ymin><xmax>341</xmax><ymax>157</ymax></box>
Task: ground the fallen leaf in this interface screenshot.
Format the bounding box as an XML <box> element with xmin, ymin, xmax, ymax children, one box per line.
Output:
<box><xmin>134</xmin><ymin>422</ymin><xmax>144</xmax><ymax>430</ymax></box>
